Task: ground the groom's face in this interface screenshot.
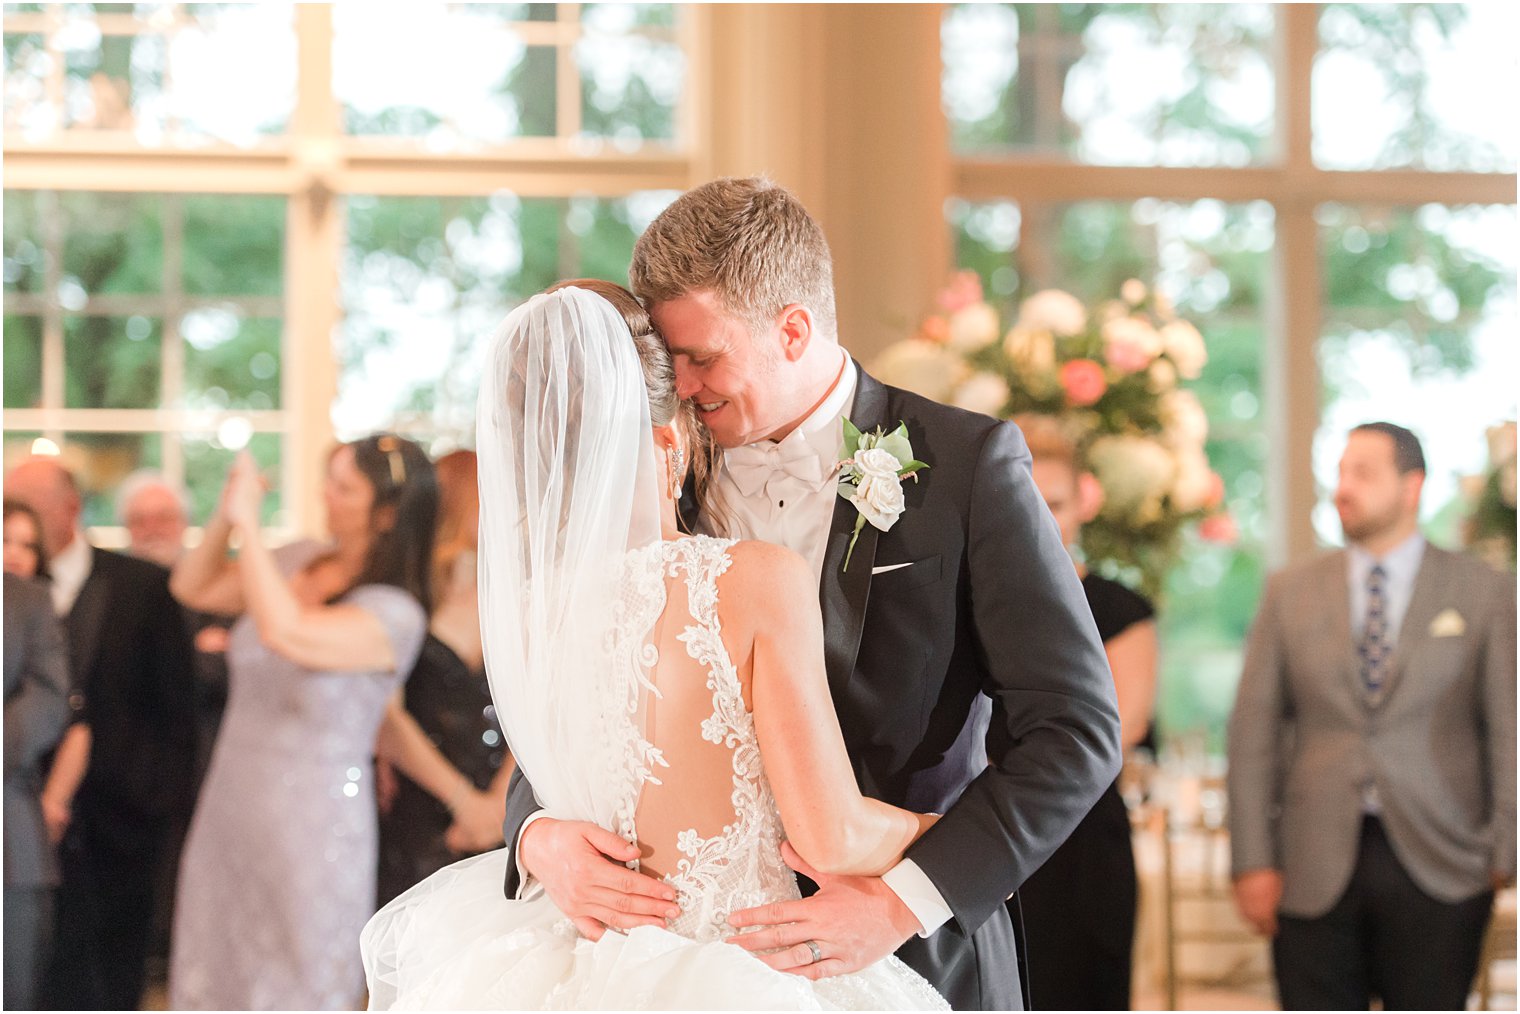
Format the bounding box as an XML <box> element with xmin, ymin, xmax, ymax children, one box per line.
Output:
<box><xmin>652</xmin><ymin>289</ymin><xmax>786</xmax><ymax>449</ymax></box>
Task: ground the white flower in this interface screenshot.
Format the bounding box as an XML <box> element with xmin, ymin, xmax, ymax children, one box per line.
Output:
<box><xmin>1003</xmin><ymin>327</ymin><xmax>1057</xmax><ymax>378</ymax></box>
<box><xmin>1161</xmin><ymin>320</ymin><xmax>1207</xmax><ymax>379</ymax></box>
<box><xmin>1017</xmin><ymin>289</ymin><xmax>1087</xmax><ymax>337</ymax></box>
<box><xmin>1171</xmin><ymin>447</ymin><xmax>1219</xmax><ymax>513</ymax></box>
<box><xmin>1148</xmin><ymin>358</ymin><xmax>1178</xmax><ymax>392</ymax></box>
<box><xmin>952</xmin><ymin>372</ymin><xmax>1012</xmax><ymax>417</ymax></box>
<box><xmin>1087</xmin><ymin>434</ymin><xmax>1177</xmax><ymax>522</ymax></box>
<box><xmin>871</xmin><ymin>339</ymin><xmax>968</xmax><ymax>402</ymax></box>
<box><xmin>853</xmin><ymin>447</ymin><xmax>902</xmax><ymax>481</ymax></box>
<box><xmin>1121</xmin><ymin>278</ymin><xmax>1148</xmax><ymax>306</ymax></box>
<box><xmin>851</xmin><ymin>474</ymin><xmax>907</xmax><ymax>532</ymax></box>
<box><xmin>947</xmin><ymin>302</ymin><xmax>1001</xmax><ymax>353</ymax></box>
<box><xmin>1159</xmin><ymin>389</ymin><xmax>1209</xmax><ymax>449</ymax></box>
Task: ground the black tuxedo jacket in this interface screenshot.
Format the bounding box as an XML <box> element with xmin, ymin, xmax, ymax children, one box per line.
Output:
<box><xmin>65</xmin><ymin>546</ymin><xmax>197</xmax><ymax>847</ymax></box>
<box><xmin>501</xmin><ymin>367</ymin><xmax>1121</xmax><ymax>1010</ymax></box>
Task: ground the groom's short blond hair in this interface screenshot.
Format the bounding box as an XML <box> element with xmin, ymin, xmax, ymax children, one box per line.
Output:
<box><xmin>630</xmin><ymin>177</ymin><xmax>837</xmax><ymax>339</ymax></box>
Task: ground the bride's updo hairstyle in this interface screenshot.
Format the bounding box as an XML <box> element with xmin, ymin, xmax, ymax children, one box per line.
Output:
<box><xmin>546</xmin><ymin>278</ymin><xmax>727</xmax><ymax>534</ymax></box>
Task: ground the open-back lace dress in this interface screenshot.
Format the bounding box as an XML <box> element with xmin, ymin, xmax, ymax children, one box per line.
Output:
<box><xmin>360</xmin><ymin>536</ymin><xmax>946</xmax><ymax>1010</ymax></box>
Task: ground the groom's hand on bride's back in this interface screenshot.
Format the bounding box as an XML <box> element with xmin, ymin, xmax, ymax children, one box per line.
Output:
<box><xmin>519</xmin><ymin>817</ymin><xmax>681</xmax><ymax>940</ymax></box>
<box><xmin>725</xmin><ymin>842</ymin><xmax>922</xmax><ymax>980</ymax></box>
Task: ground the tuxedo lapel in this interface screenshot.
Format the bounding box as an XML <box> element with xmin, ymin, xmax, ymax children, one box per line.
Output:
<box><xmin>66</xmin><ymin>550</ymin><xmax>109</xmax><ymax>683</ymax></box>
<box><xmin>818</xmin><ymin>363</ymin><xmax>888</xmax><ymax>697</ymax></box>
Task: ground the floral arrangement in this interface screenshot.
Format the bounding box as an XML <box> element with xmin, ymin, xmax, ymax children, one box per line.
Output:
<box><xmin>872</xmin><ymin>271</ymin><xmax>1230</xmax><ymax>598</ymax></box>
<box><xmin>1462</xmin><ymin>421</ymin><xmax>1517</xmax><ymax>571</ymax></box>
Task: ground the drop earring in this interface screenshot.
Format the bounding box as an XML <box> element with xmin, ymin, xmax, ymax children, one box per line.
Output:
<box><xmin>669</xmin><ymin>446</ymin><xmax>685</xmax><ymax>500</ymax></box>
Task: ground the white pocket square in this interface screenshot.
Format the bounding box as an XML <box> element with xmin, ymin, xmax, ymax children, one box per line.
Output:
<box><xmin>871</xmin><ymin>562</ymin><xmax>914</xmax><ymax>575</ymax></box>
<box><xmin>1429</xmin><ymin>608</ymin><xmax>1466</xmax><ymax>638</ymax></box>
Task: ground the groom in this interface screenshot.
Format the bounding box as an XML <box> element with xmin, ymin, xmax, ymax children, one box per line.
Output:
<box><xmin>501</xmin><ymin>177</ymin><xmax>1121</xmax><ymax>1010</ymax></box>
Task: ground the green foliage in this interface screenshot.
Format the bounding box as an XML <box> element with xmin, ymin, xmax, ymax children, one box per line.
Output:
<box><xmin>64</xmin><ymin>316</ymin><xmax>161</xmax><ymax>409</ymax></box>
<box><xmin>3</xmin><ymin>314</ymin><xmax>41</xmax><ymax>408</ymax></box>
<box><xmin>183</xmin><ymin>196</ymin><xmax>285</xmax><ymax>297</ymax></box>
<box><xmin>60</xmin><ymin>192</ymin><xmax>162</xmax><ymax>294</ymax></box>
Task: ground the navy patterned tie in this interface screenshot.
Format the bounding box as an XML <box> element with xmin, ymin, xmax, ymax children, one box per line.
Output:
<box><xmin>1358</xmin><ymin>564</ymin><xmax>1391</xmax><ymax>698</ymax></box>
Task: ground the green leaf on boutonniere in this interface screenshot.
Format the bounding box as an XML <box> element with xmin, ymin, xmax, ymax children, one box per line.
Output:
<box><xmin>898</xmin><ymin>459</ymin><xmax>930</xmax><ymax>480</ymax></box>
<box><xmin>843</xmin><ymin>513</ymin><xmax>868</xmax><ymax>571</ymax></box>
<box><xmin>841</xmin><ymin>417</ymin><xmax>863</xmax><ymax>459</ymax></box>
<box><xmin>877</xmin><ymin>424</ymin><xmax>913</xmax><ymax>464</ymax></box>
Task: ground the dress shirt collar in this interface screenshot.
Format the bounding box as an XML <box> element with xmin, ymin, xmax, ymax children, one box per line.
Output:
<box><xmin>1348</xmin><ymin>530</ymin><xmax>1426</xmax><ymax>584</ymax></box>
<box><xmin>49</xmin><ymin>529</ymin><xmax>93</xmax><ymax>616</ymax></box>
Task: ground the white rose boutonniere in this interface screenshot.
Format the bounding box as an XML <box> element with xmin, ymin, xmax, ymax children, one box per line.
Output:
<box><xmin>837</xmin><ymin>419</ymin><xmax>928</xmax><ymax>570</ymax></box>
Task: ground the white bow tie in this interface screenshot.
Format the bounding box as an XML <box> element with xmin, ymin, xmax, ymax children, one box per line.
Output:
<box><xmin>725</xmin><ymin>436</ymin><xmax>835</xmax><ymax>499</ymax></box>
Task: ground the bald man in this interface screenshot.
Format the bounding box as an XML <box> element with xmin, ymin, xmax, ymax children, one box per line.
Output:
<box><xmin>6</xmin><ymin>457</ymin><xmax>196</xmax><ymax>1011</ymax></box>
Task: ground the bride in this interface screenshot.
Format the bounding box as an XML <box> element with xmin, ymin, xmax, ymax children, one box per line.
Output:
<box><xmin>360</xmin><ymin>281</ymin><xmax>948</xmax><ymax>1010</ymax></box>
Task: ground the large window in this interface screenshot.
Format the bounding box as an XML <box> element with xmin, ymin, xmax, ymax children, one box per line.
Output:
<box><xmin>3</xmin><ymin>2</ymin><xmax>695</xmax><ymax>535</ymax></box>
<box><xmin>3</xmin><ymin>188</ymin><xmax>287</xmax><ymax>526</ymax></box>
<box><xmin>942</xmin><ymin>3</ymin><xmax>1516</xmax><ymax>749</ymax></box>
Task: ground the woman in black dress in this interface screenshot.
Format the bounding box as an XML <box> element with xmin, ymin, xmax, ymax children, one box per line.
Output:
<box><xmin>375</xmin><ymin>450</ymin><xmax>515</xmax><ymax>906</ymax></box>
<box><xmin>1013</xmin><ymin>417</ymin><xmax>1159</xmax><ymax>1011</ymax></box>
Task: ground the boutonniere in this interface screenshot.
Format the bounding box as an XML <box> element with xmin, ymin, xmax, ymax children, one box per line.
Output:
<box><xmin>837</xmin><ymin>419</ymin><xmax>928</xmax><ymax>570</ymax></box>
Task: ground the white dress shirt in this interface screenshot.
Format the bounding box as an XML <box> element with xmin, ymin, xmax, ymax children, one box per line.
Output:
<box><xmin>48</xmin><ymin>530</ymin><xmax>93</xmax><ymax>617</ymax></box>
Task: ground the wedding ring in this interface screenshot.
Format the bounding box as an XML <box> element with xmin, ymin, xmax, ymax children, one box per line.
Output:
<box><xmin>805</xmin><ymin>939</ymin><xmax>823</xmax><ymax>964</ymax></box>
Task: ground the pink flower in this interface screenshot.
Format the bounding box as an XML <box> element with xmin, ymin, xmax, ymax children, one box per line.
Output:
<box><xmin>1199</xmin><ymin>513</ymin><xmax>1238</xmax><ymax>545</ymax></box>
<box><xmin>937</xmin><ymin>271</ymin><xmax>984</xmax><ymax>314</ymax></box>
<box><xmin>1060</xmin><ymin>359</ymin><xmax>1108</xmax><ymax>407</ymax></box>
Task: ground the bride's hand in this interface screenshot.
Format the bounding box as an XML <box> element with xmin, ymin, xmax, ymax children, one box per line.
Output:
<box><xmin>444</xmin><ymin>789</ymin><xmax>506</xmax><ymax>854</ymax></box>
<box><xmin>519</xmin><ymin>817</ymin><xmax>681</xmax><ymax>941</ymax></box>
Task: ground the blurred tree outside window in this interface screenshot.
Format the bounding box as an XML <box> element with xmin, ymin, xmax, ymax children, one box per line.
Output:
<box><xmin>336</xmin><ymin>190</ymin><xmax>677</xmax><ymax>446</ymax></box>
<box><xmin>2</xmin><ymin>188</ymin><xmax>288</xmax><ymax>528</ymax></box>
<box><xmin>3</xmin><ymin>2</ymin><xmax>689</xmax><ymax>537</ymax></box>
<box><xmin>1</xmin><ymin>3</ymin><xmax>297</xmax><ymax>146</ymax></box>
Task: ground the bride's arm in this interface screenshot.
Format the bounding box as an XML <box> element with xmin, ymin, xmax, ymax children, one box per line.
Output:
<box><xmin>729</xmin><ymin>542</ymin><xmax>937</xmax><ymax>878</ymax></box>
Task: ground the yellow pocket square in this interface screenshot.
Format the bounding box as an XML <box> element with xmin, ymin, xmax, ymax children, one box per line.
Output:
<box><xmin>1429</xmin><ymin>608</ymin><xmax>1466</xmax><ymax>638</ymax></box>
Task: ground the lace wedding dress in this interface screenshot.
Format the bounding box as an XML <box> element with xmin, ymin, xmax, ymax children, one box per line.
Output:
<box><xmin>361</xmin><ymin>536</ymin><xmax>946</xmax><ymax>1011</ymax></box>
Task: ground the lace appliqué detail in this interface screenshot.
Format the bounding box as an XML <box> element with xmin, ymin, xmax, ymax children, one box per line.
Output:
<box><xmin>605</xmin><ymin>542</ymin><xmax>670</xmax><ymax>850</ymax></box>
<box><xmin>656</xmin><ymin>537</ymin><xmax>801</xmax><ymax>943</ymax></box>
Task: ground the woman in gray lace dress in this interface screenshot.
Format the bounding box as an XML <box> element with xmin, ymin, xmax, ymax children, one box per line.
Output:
<box><xmin>168</xmin><ymin>435</ymin><xmax>437</xmax><ymax>1009</ymax></box>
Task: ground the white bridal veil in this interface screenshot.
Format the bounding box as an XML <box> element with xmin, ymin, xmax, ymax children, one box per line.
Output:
<box><xmin>475</xmin><ymin>285</ymin><xmax>666</xmax><ymax>836</ymax></box>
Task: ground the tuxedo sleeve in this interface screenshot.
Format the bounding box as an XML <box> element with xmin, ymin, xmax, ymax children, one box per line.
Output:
<box><xmin>501</xmin><ymin>764</ymin><xmax>545</xmax><ymax>898</ymax></box>
<box><xmin>902</xmin><ymin>419</ymin><xmax>1121</xmax><ymax>936</ymax></box>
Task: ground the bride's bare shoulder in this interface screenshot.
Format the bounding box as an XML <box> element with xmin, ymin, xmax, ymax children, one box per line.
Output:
<box><xmin>714</xmin><ymin>540</ymin><xmax>813</xmax><ymax>627</ymax></box>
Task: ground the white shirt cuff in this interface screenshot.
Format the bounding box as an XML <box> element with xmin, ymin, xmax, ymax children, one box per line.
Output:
<box><xmin>881</xmin><ymin>858</ymin><xmax>952</xmax><ymax>938</ymax></box>
<box><xmin>513</xmin><ymin>810</ymin><xmax>547</xmax><ymax>900</ymax></box>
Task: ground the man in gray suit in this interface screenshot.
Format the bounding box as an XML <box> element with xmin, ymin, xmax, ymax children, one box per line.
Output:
<box><xmin>4</xmin><ymin>571</ymin><xmax>74</xmax><ymax>1009</ymax></box>
<box><xmin>1228</xmin><ymin>422</ymin><xmax>1516</xmax><ymax>1010</ymax></box>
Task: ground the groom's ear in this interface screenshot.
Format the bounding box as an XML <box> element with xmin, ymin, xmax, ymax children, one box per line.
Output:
<box><xmin>776</xmin><ymin>304</ymin><xmax>814</xmax><ymax>363</ymax></box>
